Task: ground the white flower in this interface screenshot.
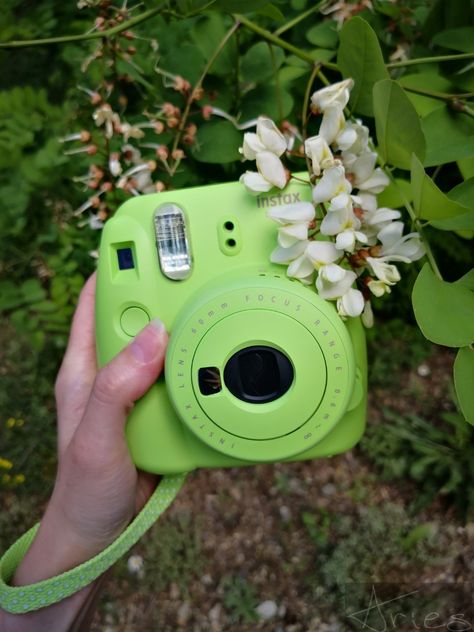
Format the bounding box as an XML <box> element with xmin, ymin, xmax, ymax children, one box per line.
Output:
<box><xmin>127</xmin><ymin>554</ymin><xmax>144</xmax><ymax>575</ymax></box>
<box><xmin>367</xmin><ymin>279</ymin><xmax>392</xmax><ymax>297</ymax></box>
<box><xmin>311</xmin><ymin>78</ymin><xmax>354</xmax><ymax>112</ymax></box>
<box><xmin>361</xmin><ymin>300</ymin><xmax>374</xmax><ymax>328</ymax></box>
<box><xmin>304</xmin><ymin>135</ymin><xmax>335</xmax><ymax>176</ymax></box>
<box><xmin>108</xmin><ymin>153</ymin><xmax>122</xmax><ymax>176</ymax></box>
<box><xmin>285</xmin><ymin>239</ymin><xmax>342</xmax><ymax>283</ymax></box>
<box><xmin>239</xmin><ymin>171</ymin><xmax>273</xmax><ymax>195</ymax></box>
<box><xmin>343</xmin><ymin>151</ymin><xmax>389</xmax><ymax>194</ymax></box>
<box><xmin>336</xmin><ymin>120</ymin><xmax>369</xmax><ymax>153</ymax></box>
<box><xmin>256</xmin><ymin>151</ymin><xmax>287</xmax><ymax>189</ymax></box>
<box><xmin>366</xmin><ymin>256</ymin><xmax>401</xmax><ymax>285</ymax></box>
<box><xmin>120</xmin><ymin>122</ymin><xmax>145</xmax><ymax>142</ymax></box>
<box><xmin>337</xmin><ymin>288</ymin><xmax>365</xmax><ymax>317</ymax></box>
<box><xmin>240</xmin><ymin>117</ymin><xmax>287</xmax><ymax>160</ymax></box>
<box><xmin>306</xmin><ymin>240</ymin><xmax>340</xmax><ymax>268</ymax></box>
<box><xmin>270</xmin><ymin>240</ymin><xmax>308</xmax><ymax>265</ymax></box>
<box><xmin>316</xmin><ymin>266</ymin><xmax>357</xmax><ymax>299</ymax></box>
<box><xmin>93</xmin><ymin>104</ymin><xmax>120</xmax><ymax>139</ymax></box>
<box><xmin>320</xmin><ymin>197</ymin><xmax>366</xmax><ymax>252</ymax></box>
<box><xmin>361</xmin><ymin>206</ymin><xmax>401</xmax><ymax>244</ymax></box>
<box><xmin>267</xmin><ymin>202</ymin><xmax>315</xmax><ymax>248</ymax></box>
<box><xmin>312</xmin><ymin>163</ymin><xmax>352</xmax><ymax>204</ymax></box>
<box><xmin>319</xmin><ymin>105</ymin><xmax>346</xmax><ymax>145</ymax></box>
<box><xmin>378</xmin><ymin>221</ymin><xmax>425</xmax><ymax>262</ymax></box>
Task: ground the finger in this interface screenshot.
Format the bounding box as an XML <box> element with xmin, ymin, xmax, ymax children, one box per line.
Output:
<box><xmin>55</xmin><ymin>273</ymin><xmax>98</xmax><ymax>452</ymax></box>
<box><xmin>79</xmin><ymin>319</ymin><xmax>168</xmax><ymax>450</ymax></box>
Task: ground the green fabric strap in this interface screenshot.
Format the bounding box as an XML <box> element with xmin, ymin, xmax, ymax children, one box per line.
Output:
<box><xmin>0</xmin><ymin>474</ymin><xmax>186</xmax><ymax>614</ymax></box>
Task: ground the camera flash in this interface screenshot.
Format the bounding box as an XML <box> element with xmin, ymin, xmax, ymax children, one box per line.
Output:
<box><xmin>153</xmin><ymin>203</ymin><xmax>192</xmax><ymax>280</ymax></box>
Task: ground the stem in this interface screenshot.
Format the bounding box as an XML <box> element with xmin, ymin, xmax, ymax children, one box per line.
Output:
<box><xmin>268</xmin><ymin>43</ymin><xmax>283</xmax><ymax>122</ymax></box>
<box><xmin>0</xmin><ymin>4</ymin><xmax>165</xmax><ymax>48</ymax></box>
<box><xmin>387</xmin><ymin>51</ymin><xmax>474</xmax><ymax>69</ymax></box>
<box><xmin>170</xmin><ymin>22</ymin><xmax>240</xmax><ymax>160</ymax></box>
<box><xmin>234</xmin><ymin>14</ymin><xmax>338</xmax><ymax>71</ymax></box>
<box><xmin>274</xmin><ymin>1</ymin><xmax>328</xmax><ymax>36</ymax></box>
<box><xmin>302</xmin><ymin>64</ymin><xmax>322</xmax><ymax>180</ymax></box>
<box><xmin>402</xmin><ymin>86</ymin><xmax>474</xmax><ymax>101</ymax></box>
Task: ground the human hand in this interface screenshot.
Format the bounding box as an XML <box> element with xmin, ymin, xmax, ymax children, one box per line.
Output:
<box><xmin>14</xmin><ymin>272</ymin><xmax>168</xmax><ymax>585</ymax></box>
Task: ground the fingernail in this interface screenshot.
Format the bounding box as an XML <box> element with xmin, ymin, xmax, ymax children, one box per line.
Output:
<box><xmin>129</xmin><ymin>318</ymin><xmax>167</xmax><ymax>363</ymax></box>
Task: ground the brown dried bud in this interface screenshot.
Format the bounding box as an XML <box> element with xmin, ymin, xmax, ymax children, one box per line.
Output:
<box><xmin>156</xmin><ymin>145</ymin><xmax>169</xmax><ymax>161</ymax></box>
<box><xmin>167</xmin><ymin>117</ymin><xmax>179</xmax><ymax>129</ymax></box>
<box><xmin>191</xmin><ymin>87</ymin><xmax>204</xmax><ymax>101</ymax></box>
<box><xmin>155</xmin><ymin>181</ymin><xmax>166</xmax><ymax>192</ymax></box>
<box><xmin>86</xmin><ymin>145</ymin><xmax>98</xmax><ymax>156</ymax></box>
<box><xmin>90</xmin><ymin>196</ymin><xmax>101</xmax><ymax>208</ymax></box>
<box><xmin>127</xmin><ymin>46</ymin><xmax>137</xmax><ymax>55</ymax></box>
<box><xmin>154</xmin><ymin>121</ymin><xmax>165</xmax><ymax>134</ymax></box>
<box><xmin>101</xmin><ymin>181</ymin><xmax>113</xmax><ymax>192</ymax></box>
<box><xmin>202</xmin><ymin>105</ymin><xmax>213</xmax><ymax>120</ymax></box>
<box><xmin>90</xmin><ymin>92</ymin><xmax>102</xmax><ymax>106</ymax></box>
<box><xmin>172</xmin><ymin>149</ymin><xmax>185</xmax><ymax>161</ymax></box>
<box><xmin>80</xmin><ymin>130</ymin><xmax>91</xmax><ymax>143</ymax></box>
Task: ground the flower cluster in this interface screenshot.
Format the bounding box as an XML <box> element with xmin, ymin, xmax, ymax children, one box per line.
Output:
<box><xmin>62</xmin><ymin>1</ymin><xmax>210</xmax><ymax>232</ymax></box>
<box><xmin>239</xmin><ymin>79</ymin><xmax>425</xmax><ymax>325</ymax></box>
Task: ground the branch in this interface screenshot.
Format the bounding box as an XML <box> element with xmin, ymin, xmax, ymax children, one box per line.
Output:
<box><xmin>387</xmin><ymin>51</ymin><xmax>474</xmax><ymax>69</ymax></box>
<box><xmin>234</xmin><ymin>13</ymin><xmax>338</xmax><ymax>71</ymax></box>
<box><xmin>0</xmin><ymin>4</ymin><xmax>165</xmax><ymax>49</ymax></box>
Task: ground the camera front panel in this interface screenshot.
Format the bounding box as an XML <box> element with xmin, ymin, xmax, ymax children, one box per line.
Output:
<box><xmin>166</xmin><ymin>275</ymin><xmax>355</xmax><ymax>463</ymax></box>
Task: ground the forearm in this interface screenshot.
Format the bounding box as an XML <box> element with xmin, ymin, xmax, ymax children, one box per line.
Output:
<box><xmin>0</xmin><ymin>501</ymin><xmax>119</xmax><ymax>632</ymax></box>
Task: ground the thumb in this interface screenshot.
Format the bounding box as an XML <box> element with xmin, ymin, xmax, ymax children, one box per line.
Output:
<box><xmin>80</xmin><ymin>319</ymin><xmax>168</xmax><ymax>444</ymax></box>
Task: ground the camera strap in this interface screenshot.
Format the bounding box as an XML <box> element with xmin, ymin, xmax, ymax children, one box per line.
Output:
<box><xmin>0</xmin><ymin>473</ymin><xmax>186</xmax><ymax>614</ymax></box>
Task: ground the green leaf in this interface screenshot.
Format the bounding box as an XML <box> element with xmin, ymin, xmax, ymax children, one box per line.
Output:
<box><xmin>422</xmin><ymin>106</ymin><xmax>474</xmax><ymax>167</ymax></box>
<box><xmin>337</xmin><ymin>17</ymin><xmax>389</xmax><ymax>116</ymax></box>
<box><xmin>431</xmin><ymin>211</ymin><xmax>474</xmax><ymax>231</ymax></box>
<box><xmin>191</xmin><ymin>14</ymin><xmax>237</xmax><ymax>77</ymax></box>
<box><xmin>373</xmin><ymin>80</ymin><xmax>425</xmax><ymax>169</ymax></box>
<box><xmin>306</xmin><ymin>20</ymin><xmax>338</xmax><ymax>49</ymax></box>
<box><xmin>402</xmin><ymin>523</ymin><xmax>436</xmax><ymax>550</ymax></box>
<box><xmin>160</xmin><ymin>43</ymin><xmax>206</xmax><ymax>85</ymax></box>
<box><xmin>458</xmin><ymin>156</ymin><xmax>474</xmax><ymax>179</ymax></box>
<box><xmin>240</xmin><ymin>84</ymin><xmax>293</xmax><ymax>120</ymax></box>
<box><xmin>448</xmin><ymin>178</ymin><xmax>474</xmax><ymax>211</ymax></box>
<box><xmin>455</xmin><ymin>269</ymin><xmax>474</xmax><ymax>291</ymax></box>
<box><xmin>454</xmin><ymin>346</ymin><xmax>474</xmax><ymax>425</ymax></box>
<box><xmin>20</xmin><ymin>279</ymin><xmax>46</xmax><ymax>304</ymax></box>
<box><xmin>213</xmin><ymin>0</ymin><xmax>270</xmax><ymax>10</ymax></box>
<box><xmin>256</xmin><ymin>3</ymin><xmax>285</xmax><ymax>20</ymax></box>
<box><xmin>192</xmin><ymin>120</ymin><xmax>242</xmax><ymax>163</ymax></box>
<box><xmin>412</xmin><ymin>263</ymin><xmax>474</xmax><ymax>347</ymax></box>
<box><xmin>241</xmin><ymin>42</ymin><xmax>285</xmax><ymax>84</ymax></box>
<box><xmin>432</xmin><ymin>27</ymin><xmax>474</xmax><ymax>53</ymax></box>
<box><xmin>398</xmin><ymin>73</ymin><xmax>453</xmax><ymax>117</ymax></box>
<box><xmin>411</xmin><ymin>155</ymin><xmax>469</xmax><ymax>220</ymax></box>
<box><xmin>376</xmin><ymin>177</ymin><xmax>412</xmax><ymax>209</ymax></box>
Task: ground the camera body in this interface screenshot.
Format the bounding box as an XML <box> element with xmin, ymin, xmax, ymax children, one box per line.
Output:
<box><xmin>96</xmin><ymin>178</ymin><xmax>367</xmax><ymax>474</ymax></box>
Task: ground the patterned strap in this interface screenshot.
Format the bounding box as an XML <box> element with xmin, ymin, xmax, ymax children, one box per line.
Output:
<box><xmin>0</xmin><ymin>474</ymin><xmax>186</xmax><ymax>614</ymax></box>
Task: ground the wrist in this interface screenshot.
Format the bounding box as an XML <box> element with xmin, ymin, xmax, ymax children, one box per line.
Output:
<box><xmin>13</xmin><ymin>498</ymin><xmax>126</xmax><ymax>587</ymax></box>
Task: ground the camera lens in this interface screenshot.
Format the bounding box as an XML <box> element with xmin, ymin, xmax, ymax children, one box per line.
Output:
<box><xmin>223</xmin><ymin>346</ymin><xmax>293</xmax><ymax>404</ymax></box>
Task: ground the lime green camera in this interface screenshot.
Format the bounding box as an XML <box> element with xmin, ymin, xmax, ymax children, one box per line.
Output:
<box><xmin>96</xmin><ymin>178</ymin><xmax>367</xmax><ymax>474</ymax></box>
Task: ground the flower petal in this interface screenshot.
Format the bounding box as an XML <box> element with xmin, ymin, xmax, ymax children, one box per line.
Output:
<box><xmin>267</xmin><ymin>202</ymin><xmax>315</xmax><ymax>224</ymax></box>
<box><xmin>241</xmin><ymin>132</ymin><xmax>266</xmax><ymax>160</ymax></box>
<box><xmin>257</xmin><ymin>117</ymin><xmax>287</xmax><ymax>156</ymax></box>
<box><xmin>337</xmin><ymin>288</ymin><xmax>364</xmax><ymax>317</ymax></box>
<box><xmin>239</xmin><ymin>171</ymin><xmax>273</xmax><ymax>194</ymax></box>
<box><xmin>306</xmin><ymin>240</ymin><xmax>340</xmax><ymax>266</ymax></box>
<box><xmin>270</xmin><ymin>240</ymin><xmax>308</xmax><ymax>264</ymax></box>
<box><xmin>256</xmin><ymin>151</ymin><xmax>287</xmax><ymax>189</ymax></box>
